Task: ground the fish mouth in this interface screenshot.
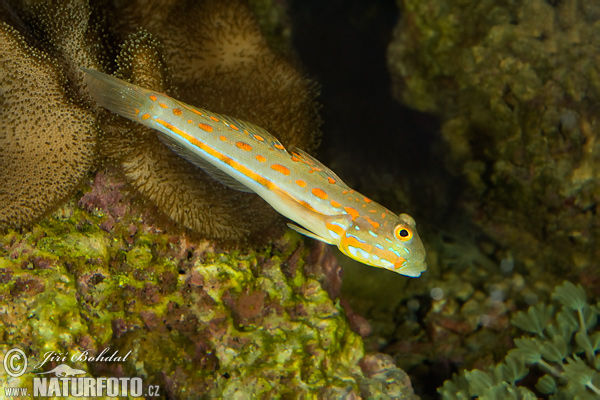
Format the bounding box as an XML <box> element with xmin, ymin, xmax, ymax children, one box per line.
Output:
<box><xmin>399</xmin><ymin>259</ymin><xmax>427</xmax><ymax>277</ymax></box>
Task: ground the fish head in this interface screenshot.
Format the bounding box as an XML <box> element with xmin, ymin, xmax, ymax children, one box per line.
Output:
<box><xmin>338</xmin><ymin>212</ymin><xmax>427</xmax><ymax>277</ymax></box>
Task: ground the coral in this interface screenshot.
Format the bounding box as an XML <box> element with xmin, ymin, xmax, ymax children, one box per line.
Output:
<box><xmin>0</xmin><ymin>18</ymin><xmax>98</xmax><ymax>229</ymax></box>
<box><xmin>6</xmin><ymin>0</ymin><xmax>108</xmax><ymax>90</ymax></box>
<box><xmin>439</xmin><ymin>281</ymin><xmax>600</xmax><ymax>399</ymax></box>
<box><xmin>387</xmin><ymin>0</ymin><xmax>600</xmax><ymax>273</ymax></box>
<box><xmin>0</xmin><ymin>172</ymin><xmax>416</xmax><ymax>398</ymax></box>
<box><xmin>0</xmin><ymin>0</ymin><xmax>321</xmax><ymax>242</ymax></box>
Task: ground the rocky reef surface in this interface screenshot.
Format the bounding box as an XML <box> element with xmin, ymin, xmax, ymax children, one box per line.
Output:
<box><xmin>388</xmin><ymin>0</ymin><xmax>600</xmax><ymax>277</ymax></box>
<box><xmin>1</xmin><ymin>171</ymin><xmax>417</xmax><ymax>399</ymax></box>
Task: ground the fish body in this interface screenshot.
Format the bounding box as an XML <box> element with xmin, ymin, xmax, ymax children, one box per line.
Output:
<box><xmin>83</xmin><ymin>69</ymin><xmax>427</xmax><ymax>277</ymax></box>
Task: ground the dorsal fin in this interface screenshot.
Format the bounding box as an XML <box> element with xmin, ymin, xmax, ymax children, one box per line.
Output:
<box><xmin>291</xmin><ymin>147</ymin><xmax>351</xmax><ymax>190</ymax></box>
<box><xmin>212</xmin><ymin>112</ymin><xmax>289</xmax><ymax>154</ymax></box>
<box><xmin>174</xmin><ymin>95</ymin><xmax>291</xmax><ymax>154</ymax></box>
<box><xmin>155</xmin><ymin>132</ymin><xmax>255</xmax><ymax>193</ymax></box>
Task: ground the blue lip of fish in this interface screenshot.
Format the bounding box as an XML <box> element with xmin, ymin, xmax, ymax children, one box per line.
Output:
<box><xmin>82</xmin><ymin>68</ymin><xmax>427</xmax><ymax>277</ymax></box>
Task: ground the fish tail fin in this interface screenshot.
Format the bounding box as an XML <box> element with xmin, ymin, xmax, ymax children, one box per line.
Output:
<box><xmin>81</xmin><ymin>68</ymin><xmax>145</xmax><ymax>121</ymax></box>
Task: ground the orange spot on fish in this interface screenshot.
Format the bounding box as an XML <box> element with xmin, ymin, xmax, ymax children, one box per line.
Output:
<box><xmin>344</xmin><ymin>235</ymin><xmax>369</xmax><ymax>249</ymax></box>
<box><xmin>198</xmin><ymin>123</ymin><xmax>213</xmax><ymax>132</ymax></box>
<box><xmin>141</xmin><ymin>113</ymin><xmax>150</xmax><ymax>120</ymax></box>
<box><xmin>159</xmin><ymin>103</ymin><xmax>168</xmax><ymax>109</ymax></box>
<box><xmin>364</xmin><ymin>197</ymin><xmax>372</xmax><ymax>203</ymax></box>
<box><xmin>369</xmin><ymin>209</ymin><xmax>377</xmax><ymax>213</ymax></box>
<box><xmin>364</xmin><ymin>217</ymin><xmax>380</xmax><ymax>229</ymax></box>
<box><xmin>274</xmin><ymin>143</ymin><xmax>285</xmax><ymax>150</ymax></box>
<box><xmin>326</xmin><ymin>222</ymin><xmax>345</xmax><ymax>237</ymax></box>
<box><xmin>254</xmin><ymin>134</ymin><xmax>265</xmax><ymax>141</ymax></box>
<box><xmin>271</xmin><ymin>164</ymin><xmax>291</xmax><ymax>175</ymax></box>
<box><xmin>230</xmin><ymin>124</ymin><xmax>239</xmax><ymax>131</ymax></box>
<box><xmin>149</xmin><ymin>95</ymin><xmax>157</xmax><ymax>102</ymax></box>
<box><xmin>381</xmin><ymin>213</ymin><xmax>386</xmax><ymax>219</ymax></box>
<box><xmin>219</xmin><ymin>136</ymin><xmax>227</xmax><ymax>142</ymax></box>
<box><xmin>187</xmin><ymin>119</ymin><xmax>193</xmax><ymax>123</ymax></box>
<box><xmin>210</xmin><ymin>116</ymin><xmax>219</xmax><ymax>122</ymax></box>
<box><xmin>344</xmin><ymin>207</ymin><xmax>359</xmax><ymax>220</ymax></box>
<box><xmin>295</xmin><ymin>180</ymin><xmax>307</xmax><ymax>188</ymax></box>
<box><xmin>255</xmin><ymin>155</ymin><xmax>266</xmax><ymax>162</ymax></box>
<box><xmin>330</xmin><ymin>200</ymin><xmax>341</xmax><ymax>208</ymax></box>
<box><xmin>291</xmin><ymin>156</ymin><xmax>301</xmax><ymax>162</ymax></box>
<box><xmin>243</xmin><ymin>130</ymin><xmax>249</xmax><ymax>135</ymax></box>
<box><xmin>342</xmin><ymin>190</ymin><xmax>349</xmax><ymax>195</ymax></box>
<box><xmin>394</xmin><ymin>257</ymin><xmax>407</xmax><ymax>270</ymax></box>
<box><xmin>312</xmin><ymin>188</ymin><xmax>328</xmax><ymax>200</ymax></box>
<box><xmin>299</xmin><ymin>200</ymin><xmax>316</xmax><ymax>211</ymax></box>
<box><xmin>191</xmin><ymin>109</ymin><xmax>203</xmax><ymax>116</ymax></box>
<box><xmin>236</xmin><ymin>141</ymin><xmax>252</xmax><ymax>151</ymax></box>
<box><xmin>134</xmin><ymin>108</ymin><xmax>140</xmax><ymax>114</ymax></box>
<box><xmin>173</xmin><ymin>108</ymin><xmax>182</xmax><ymax>116</ymax></box>
<box><xmin>327</xmin><ymin>177</ymin><xmax>336</xmax><ymax>184</ymax></box>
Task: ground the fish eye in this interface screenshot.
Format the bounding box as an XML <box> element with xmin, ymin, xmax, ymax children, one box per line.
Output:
<box><xmin>394</xmin><ymin>224</ymin><xmax>413</xmax><ymax>242</ymax></box>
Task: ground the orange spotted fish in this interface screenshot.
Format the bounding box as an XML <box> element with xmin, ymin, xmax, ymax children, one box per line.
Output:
<box><xmin>83</xmin><ymin>69</ymin><xmax>427</xmax><ymax>277</ymax></box>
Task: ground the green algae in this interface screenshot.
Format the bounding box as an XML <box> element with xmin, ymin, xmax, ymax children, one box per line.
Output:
<box><xmin>439</xmin><ymin>281</ymin><xmax>600</xmax><ymax>399</ymax></box>
<box><xmin>0</xmin><ymin>172</ymin><xmax>416</xmax><ymax>398</ymax></box>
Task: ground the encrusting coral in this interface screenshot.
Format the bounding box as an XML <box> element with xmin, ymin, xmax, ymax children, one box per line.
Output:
<box><xmin>0</xmin><ymin>0</ymin><xmax>321</xmax><ymax>242</ymax></box>
<box><xmin>387</xmin><ymin>0</ymin><xmax>600</xmax><ymax>274</ymax></box>
<box><xmin>439</xmin><ymin>281</ymin><xmax>600</xmax><ymax>399</ymax></box>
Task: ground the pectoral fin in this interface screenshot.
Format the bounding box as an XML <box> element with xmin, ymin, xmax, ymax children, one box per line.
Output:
<box><xmin>287</xmin><ymin>223</ymin><xmax>335</xmax><ymax>245</ymax></box>
<box><xmin>287</xmin><ymin>213</ymin><xmax>351</xmax><ymax>246</ymax></box>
